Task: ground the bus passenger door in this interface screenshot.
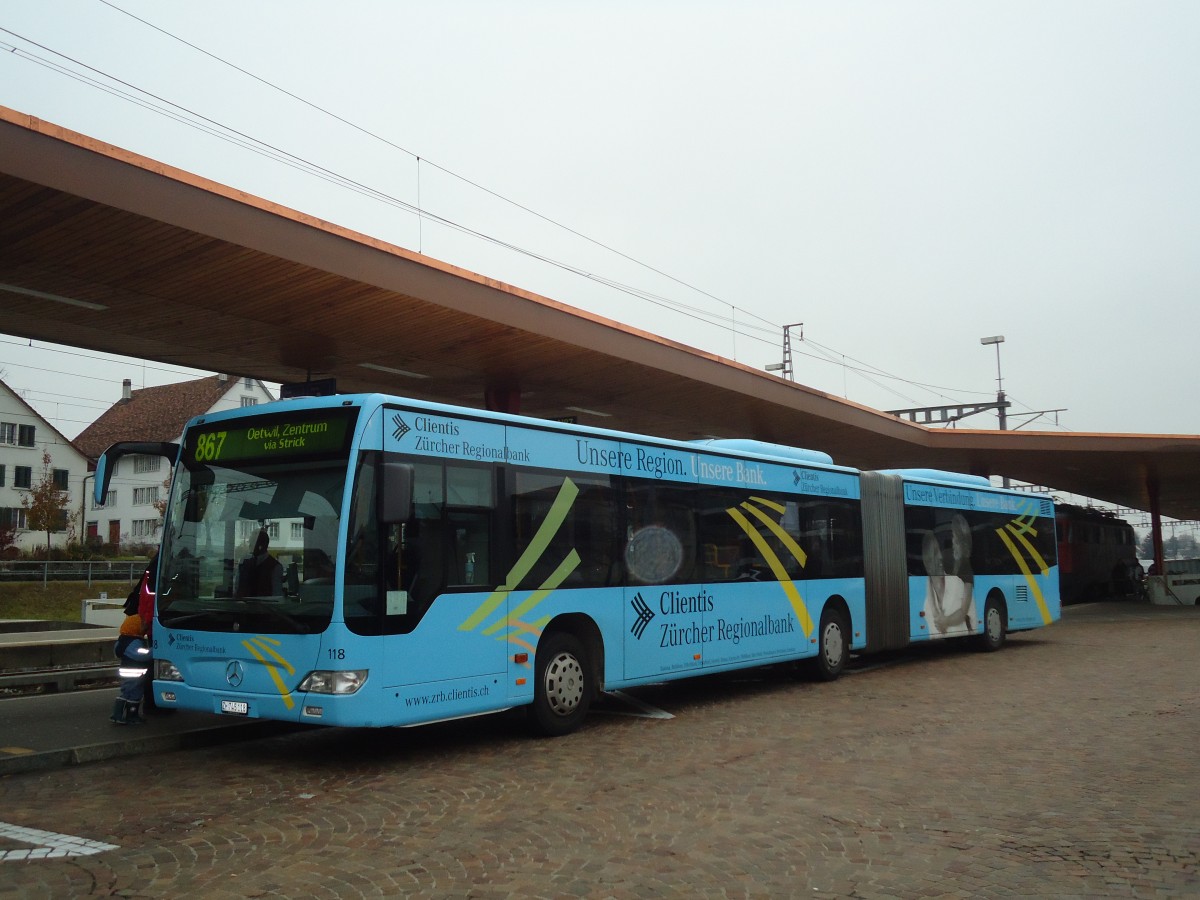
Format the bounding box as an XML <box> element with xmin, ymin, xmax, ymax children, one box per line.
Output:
<box><xmin>380</xmin><ymin>468</ymin><xmax>508</xmax><ymax>686</ymax></box>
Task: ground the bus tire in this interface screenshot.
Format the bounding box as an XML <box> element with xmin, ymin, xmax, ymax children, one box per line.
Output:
<box><xmin>529</xmin><ymin>632</ymin><xmax>591</xmax><ymax>737</ymax></box>
<box><xmin>977</xmin><ymin>594</ymin><xmax>1006</xmax><ymax>652</ymax></box>
<box><xmin>809</xmin><ymin>605</ymin><xmax>849</xmax><ymax>681</ymax></box>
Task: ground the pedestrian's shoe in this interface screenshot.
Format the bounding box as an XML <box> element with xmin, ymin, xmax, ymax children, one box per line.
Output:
<box><xmin>110</xmin><ymin>699</ymin><xmax>145</xmax><ymax>725</ymax></box>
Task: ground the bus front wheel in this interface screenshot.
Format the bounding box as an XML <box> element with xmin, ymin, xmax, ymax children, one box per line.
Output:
<box><xmin>809</xmin><ymin>606</ymin><xmax>849</xmax><ymax>681</ymax></box>
<box><xmin>529</xmin><ymin>632</ymin><xmax>592</xmax><ymax>737</ymax></box>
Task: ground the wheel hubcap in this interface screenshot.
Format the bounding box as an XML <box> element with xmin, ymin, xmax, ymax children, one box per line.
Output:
<box><xmin>544</xmin><ymin>652</ymin><xmax>584</xmax><ymax>716</ymax></box>
<box><xmin>823</xmin><ymin>623</ymin><xmax>843</xmax><ymax>667</ymax></box>
<box><xmin>987</xmin><ymin>608</ymin><xmax>1002</xmax><ymax>641</ymax></box>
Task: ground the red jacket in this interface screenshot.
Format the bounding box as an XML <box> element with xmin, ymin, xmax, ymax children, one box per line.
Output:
<box><xmin>137</xmin><ymin>562</ymin><xmax>156</xmax><ymax>637</ymax></box>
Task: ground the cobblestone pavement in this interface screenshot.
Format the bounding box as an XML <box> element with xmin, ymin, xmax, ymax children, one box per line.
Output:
<box><xmin>1</xmin><ymin>603</ymin><xmax>1197</xmax><ymax>898</ymax></box>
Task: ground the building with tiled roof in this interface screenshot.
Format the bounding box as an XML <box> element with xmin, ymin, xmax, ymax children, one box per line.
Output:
<box><xmin>0</xmin><ymin>378</ymin><xmax>91</xmax><ymax>554</ymax></box>
<box><xmin>74</xmin><ymin>375</ymin><xmax>275</xmax><ymax>549</ymax></box>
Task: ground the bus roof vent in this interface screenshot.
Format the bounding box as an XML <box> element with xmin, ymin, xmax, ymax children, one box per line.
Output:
<box><xmin>691</xmin><ymin>439</ymin><xmax>833</xmax><ymax>466</ymax></box>
<box><xmin>875</xmin><ymin>468</ymin><xmax>992</xmax><ymax>488</ymax></box>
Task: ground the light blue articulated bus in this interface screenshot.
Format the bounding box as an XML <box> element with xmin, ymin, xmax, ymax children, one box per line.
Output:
<box><xmin>95</xmin><ymin>392</ymin><xmax>1060</xmax><ymax>736</ymax></box>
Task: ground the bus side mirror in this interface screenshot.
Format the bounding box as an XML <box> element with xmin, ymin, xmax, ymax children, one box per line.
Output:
<box><xmin>95</xmin><ymin>441</ymin><xmax>179</xmax><ymax>505</ymax></box>
<box><xmin>94</xmin><ymin>453</ymin><xmax>114</xmax><ymax>507</ymax></box>
<box><xmin>381</xmin><ymin>462</ymin><xmax>413</xmax><ymax>523</ymax></box>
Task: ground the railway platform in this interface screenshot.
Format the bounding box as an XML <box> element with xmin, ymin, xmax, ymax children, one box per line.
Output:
<box><xmin>0</xmin><ymin>621</ymin><xmax>298</xmax><ymax>777</ymax></box>
<box><xmin>0</xmin><ymin>689</ymin><xmax>297</xmax><ymax>776</ymax></box>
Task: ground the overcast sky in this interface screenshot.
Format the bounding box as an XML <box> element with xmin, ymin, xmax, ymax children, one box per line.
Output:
<box><xmin>2</xmin><ymin>1</ymin><xmax>1198</xmax><ymax>452</ymax></box>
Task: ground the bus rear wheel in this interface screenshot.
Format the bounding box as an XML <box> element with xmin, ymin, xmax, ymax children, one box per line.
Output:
<box><xmin>977</xmin><ymin>595</ymin><xmax>1007</xmax><ymax>652</ymax></box>
<box><xmin>809</xmin><ymin>606</ymin><xmax>849</xmax><ymax>681</ymax></box>
<box><xmin>529</xmin><ymin>632</ymin><xmax>592</xmax><ymax>737</ymax></box>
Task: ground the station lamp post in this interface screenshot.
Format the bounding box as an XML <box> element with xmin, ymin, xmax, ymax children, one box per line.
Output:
<box><xmin>980</xmin><ymin>335</ymin><xmax>1008</xmax><ymax>432</ymax></box>
<box><xmin>981</xmin><ymin>334</ymin><xmax>1009</xmax><ymax>488</ymax></box>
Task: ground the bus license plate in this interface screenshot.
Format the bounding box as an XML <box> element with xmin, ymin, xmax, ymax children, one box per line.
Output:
<box><xmin>221</xmin><ymin>700</ymin><xmax>249</xmax><ymax>716</ymax></box>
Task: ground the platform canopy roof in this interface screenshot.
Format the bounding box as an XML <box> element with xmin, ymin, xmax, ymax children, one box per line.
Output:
<box><xmin>2</xmin><ymin>106</ymin><xmax>1199</xmax><ymax>520</ymax></box>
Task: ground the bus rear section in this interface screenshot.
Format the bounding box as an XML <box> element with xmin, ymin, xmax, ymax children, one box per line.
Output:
<box><xmin>860</xmin><ymin>469</ymin><xmax>1061</xmax><ymax>654</ymax></box>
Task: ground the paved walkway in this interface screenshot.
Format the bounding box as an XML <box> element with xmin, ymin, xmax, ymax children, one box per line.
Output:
<box><xmin>0</xmin><ymin>690</ymin><xmax>295</xmax><ymax>775</ymax></box>
<box><xmin>0</xmin><ymin>602</ymin><xmax>1196</xmax><ymax>897</ymax></box>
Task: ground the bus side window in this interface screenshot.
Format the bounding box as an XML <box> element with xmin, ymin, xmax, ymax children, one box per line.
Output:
<box><xmin>449</xmin><ymin>511</ymin><xmax>489</xmax><ymax>586</ymax></box>
<box><xmin>445</xmin><ymin>465</ymin><xmax>493</xmax><ymax>588</ymax></box>
<box><xmin>623</xmin><ymin>481</ymin><xmax>696</xmax><ymax>585</ymax></box>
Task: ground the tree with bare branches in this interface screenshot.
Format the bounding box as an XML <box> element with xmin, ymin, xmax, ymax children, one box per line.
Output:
<box><xmin>21</xmin><ymin>450</ymin><xmax>71</xmax><ymax>557</ymax></box>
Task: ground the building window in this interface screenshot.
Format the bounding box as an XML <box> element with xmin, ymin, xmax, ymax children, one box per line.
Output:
<box><xmin>291</xmin><ymin>521</ymin><xmax>303</xmax><ymax>540</ymax></box>
<box><xmin>53</xmin><ymin>469</ymin><xmax>69</xmax><ymax>490</ymax></box>
<box><xmin>92</xmin><ymin>490</ymin><xmax>115</xmax><ymax>511</ymax></box>
<box><xmin>133</xmin><ymin>486</ymin><xmax>159</xmax><ymax>506</ymax></box>
<box><xmin>14</xmin><ymin>466</ymin><xmax>32</xmax><ymax>489</ymax></box>
<box><xmin>133</xmin><ymin>455</ymin><xmax>161</xmax><ymax>474</ymax></box>
<box><xmin>0</xmin><ymin>507</ymin><xmax>28</xmax><ymax>529</ymax></box>
<box><xmin>17</xmin><ymin>424</ymin><xmax>35</xmax><ymax>447</ymax></box>
<box><xmin>0</xmin><ymin>465</ymin><xmax>5</xmax><ymax>487</ymax></box>
<box><xmin>0</xmin><ymin>423</ymin><xmax>14</xmax><ymax>445</ymax></box>
<box><xmin>241</xmin><ymin>396</ymin><xmax>258</xmax><ymax>407</ymax></box>
<box><xmin>244</xmin><ymin>377</ymin><xmax>254</xmax><ymax>389</ymax></box>
<box><xmin>266</xmin><ymin>522</ymin><xmax>280</xmax><ymax>540</ymax></box>
<box><xmin>131</xmin><ymin>519</ymin><xmax>161</xmax><ymax>538</ymax></box>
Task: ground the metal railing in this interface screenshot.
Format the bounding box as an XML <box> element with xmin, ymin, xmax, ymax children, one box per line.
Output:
<box><xmin>81</xmin><ymin>598</ymin><xmax>128</xmax><ymax>626</ymax></box>
<box><xmin>0</xmin><ymin>560</ymin><xmax>149</xmax><ymax>586</ymax></box>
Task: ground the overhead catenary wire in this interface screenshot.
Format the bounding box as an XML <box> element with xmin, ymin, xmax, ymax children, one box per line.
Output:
<box><xmin>1</xmin><ymin>13</ymin><xmax>1038</xmax><ymax>419</ymax></box>
<box><xmin>1</xmin><ymin>30</ymin><xmax>786</xmax><ymax>355</ymax></box>
<box><xmin>97</xmin><ymin>0</ymin><xmax>782</xmax><ymax>336</ymax></box>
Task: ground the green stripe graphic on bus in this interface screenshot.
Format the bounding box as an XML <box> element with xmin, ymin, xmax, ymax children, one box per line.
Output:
<box><xmin>995</xmin><ymin>505</ymin><xmax>1054</xmax><ymax>625</ymax></box>
<box><xmin>459</xmin><ymin>478</ymin><xmax>581</xmax><ymax>662</ymax></box>
<box><xmin>725</xmin><ymin>496</ymin><xmax>814</xmax><ymax>637</ymax></box>
<box><xmin>242</xmin><ymin>636</ymin><xmax>297</xmax><ymax>710</ymax></box>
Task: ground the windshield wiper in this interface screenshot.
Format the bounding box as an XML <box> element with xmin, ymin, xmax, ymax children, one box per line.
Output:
<box><xmin>159</xmin><ymin>610</ymin><xmax>231</xmax><ymax>628</ymax></box>
<box><xmin>240</xmin><ymin>602</ymin><xmax>307</xmax><ymax>633</ymax></box>
<box><xmin>160</xmin><ymin>602</ymin><xmax>313</xmax><ymax>633</ymax></box>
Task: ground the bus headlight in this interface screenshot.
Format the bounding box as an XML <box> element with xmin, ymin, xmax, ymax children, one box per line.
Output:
<box><xmin>155</xmin><ymin>659</ymin><xmax>184</xmax><ymax>681</ymax></box>
<box><xmin>298</xmin><ymin>670</ymin><xmax>368</xmax><ymax>695</ymax></box>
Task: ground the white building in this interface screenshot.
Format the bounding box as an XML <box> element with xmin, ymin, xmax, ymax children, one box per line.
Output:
<box><xmin>0</xmin><ymin>378</ymin><xmax>91</xmax><ymax>554</ymax></box>
<box><xmin>73</xmin><ymin>375</ymin><xmax>275</xmax><ymax>551</ymax></box>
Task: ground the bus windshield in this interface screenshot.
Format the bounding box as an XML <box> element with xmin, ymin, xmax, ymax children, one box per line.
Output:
<box><xmin>156</xmin><ymin>409</ymin><xmax>358</xmax><ymax>634</ymax></box>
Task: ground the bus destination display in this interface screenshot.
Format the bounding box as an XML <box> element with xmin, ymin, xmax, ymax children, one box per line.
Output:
<box><xmin>186</xmin><ymin>410</ymin><xmax>356</xmax><ymax>464</ymax></box>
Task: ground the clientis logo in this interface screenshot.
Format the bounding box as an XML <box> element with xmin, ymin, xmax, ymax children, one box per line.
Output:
<box><xmin>629</xmin><ymin>593</ymin><xmax>655</xmax><ymax>639</ymax></box>
<box><xmin>392</xmin><ymin>414</ymin><xmax>410</xmax><ymax>441</ymax></box>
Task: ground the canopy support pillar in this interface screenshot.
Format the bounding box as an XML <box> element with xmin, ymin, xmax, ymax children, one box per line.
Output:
<box><xmin>1148</xmin><ymin>476</ymin><xmax>1165</xmax><ymax>575</ymax></box>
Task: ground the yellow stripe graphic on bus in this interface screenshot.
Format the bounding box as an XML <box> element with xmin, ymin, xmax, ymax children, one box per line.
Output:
<box><xmin>994</xmin><ymin>504</ymin><xmax>1052</xmax><ymax>625</ymax></box>
<box><xmin>243</xmin><ymin>636</ymin><xmax>296</xmax><ymax>710</ymax></box>
<box><xmin>742</xmin><ymin>497</ymin><xmax>808</xmax><ymax>567</ymax></box>
<box><xmin>460</xmin><ymin>478</ymin><xmax>581</xmax><ymax>660</ymax></box>
<box><xmin>1004</xmin><ymin>522</ymin><xmax>1049</xmax><ymax>574</ymax></box>
<box><xmin>727</xmin><ymin>503</ymin><xmax>813</xmax><ymax>637</ymax></box>
<box><xmin>461</xmin><ymin>483</ymin><xmax>820</xmax><ymax>655</ymax></box>
<box><xmin>484</xmin><ymin>550</ymin><xmax>581</xmax><ymax>637</ymax></box>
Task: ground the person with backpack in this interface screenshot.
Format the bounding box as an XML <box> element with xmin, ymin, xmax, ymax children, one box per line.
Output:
<box><xmin>109</xmin><ymin>557</ymin><xmax>157</xmax><ymax>724</ymax></box>
<box><xmin>110</xmin><ymin>603</ymin><xmax>150</xmax><ymax>725</ymax></box>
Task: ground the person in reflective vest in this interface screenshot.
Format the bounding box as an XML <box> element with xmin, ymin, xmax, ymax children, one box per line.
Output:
<box><xmin>110</xmin><ymin>612</ymin><xmax>150</xmax><ymax>725</ymax></box>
